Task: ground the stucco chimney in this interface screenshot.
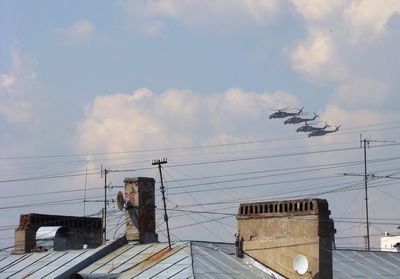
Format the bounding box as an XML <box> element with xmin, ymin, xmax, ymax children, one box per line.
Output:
<box><xmin>236</xmin><ymin>199</ymin><xmax>335</xmax><ymax>279</ymax></box>
<box><xmin>124</xmin><ymin>177</ymin><xmax>158</xmax><ymax>243</ymax></box>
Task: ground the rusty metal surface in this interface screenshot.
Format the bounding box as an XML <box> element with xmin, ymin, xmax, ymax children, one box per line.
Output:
<box><xmin>79</xmin><ymin>242</ymin><xmax>192</xmax><ymax>278</ymax></box>
<box><xmin>78</xmin><ymin>241</ymin><xmax>274</xmax><ymax>278</ymax></box>
<box><xmin>3</xmin><ymin>239</ymin><xmax>400</xmax><ymax>278</ymax></box>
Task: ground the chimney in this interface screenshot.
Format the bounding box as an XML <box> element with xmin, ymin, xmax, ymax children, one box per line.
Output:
<box><xmin>14</xmin><ymin>213</ymin><xmax>102</xmax><ymax>253</ymax></box>
<box><xmin>124</xmin><ymin>177</ymin><xmax>158</xmax><ymax>243</ymax></box>
<box><xmin>236</xmin><ymin>199</ymin><xmax>335</xmax><ymax>279</ymax></box>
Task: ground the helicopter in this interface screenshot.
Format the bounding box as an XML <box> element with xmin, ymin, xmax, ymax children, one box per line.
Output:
<box><xmin>284</xmin><ymin>112</ymin><xmax>318</xmax><ymax>125</ymax></box>
<box><xmin>269</xmin><ymin>107</ymin><xmax>304</xmax><ymax>119</ymax></box>
<box><xmin>296</xmin><ymin>121</ymin><xmax>329</xmax><ymax>133</ymax></box>
<box><xmin>308</xmin><ymin>126</ymin><xmax>340</xmax><ymax>137</ymax></box>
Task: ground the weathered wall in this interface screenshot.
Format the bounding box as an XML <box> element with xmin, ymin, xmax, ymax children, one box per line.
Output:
<box><xmin>124</xmin><ymin>177</ymin><xmax>158</xmax><ymax>243</ymax></box>
<box><xmin>14</xmin><ymin>214</ymin><xmax>102</xmax><ymax>253</ymax></box>
<box><xmin>237</xmin><ymin>199</ymin><xmax>335</xmax><ymax>279</ymax></box>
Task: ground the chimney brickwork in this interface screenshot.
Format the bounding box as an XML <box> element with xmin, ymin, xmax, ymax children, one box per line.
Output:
<box><xmin>124</xmin><ymin>177</ymin><xmax>158</xmax><ymax>243</ymax></box>
<box><xmin>237</xmin><ymin>199</ymin><xmax>335</xmax><ymax>279</ymax></box>
<box><xmin>14</xmin><ymin>214</ymin><xmax>102</xmax><ymax>253</ymax></box>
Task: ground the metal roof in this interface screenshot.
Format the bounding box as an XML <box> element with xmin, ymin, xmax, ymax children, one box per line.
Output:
<box><xmin>2</xmin><ymin>240</ymin><xmax>400</xmax><ymax>278</ymax></box>
<box><xmin>0</xmin><ymin>237</ymin><xmax>127</xmax><ymax>279</ymax></box>
<box><xmin>333</xmin><ymin>249</ymin><xmax>400</xmax><ymax>278</ymax></box>
<box><xmin>79</xmin><ymin>241</ymin><xmax>193</xmax><ymax>278</ymax></box>
<box><xmin>0</xmin><ymin>248</ymin><xmax>98</xmax><ymax>278</ymax></box>
<box><xmin>77</xmin><ymin>241</ymin><xmax>270</xmax><ymax>279</ymax></box>
<box><xmin>191</xmin><ymin>241</ymin><xmax>269</xmax><ymax>278</ymax></box>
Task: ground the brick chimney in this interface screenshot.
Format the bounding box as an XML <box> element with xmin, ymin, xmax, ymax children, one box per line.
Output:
<box><xmin>124</xmin><ymin>177</ymin><xmax>158</xmax><ymax>243</ymax></box>
<box><xmin>14</xmin><ymin>214</ymin><xmax>102</xmax><ymax>253</ymax></box>
<box><xmin>236</xmin><ymin>199</ymin><xmax>335</xmax><ymax>279</ymax></box>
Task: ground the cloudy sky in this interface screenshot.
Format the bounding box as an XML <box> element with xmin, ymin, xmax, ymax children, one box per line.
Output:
<box><xmin>1</xmin><ymin>0</ymin><xmax>400</xmax><ymax>250</ymax></box>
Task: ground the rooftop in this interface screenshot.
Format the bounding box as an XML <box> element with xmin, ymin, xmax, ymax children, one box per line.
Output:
<box><xmin>1</xmin><ymin>239</ymin><xmax>400</xmax><ymax>278</ymax></box>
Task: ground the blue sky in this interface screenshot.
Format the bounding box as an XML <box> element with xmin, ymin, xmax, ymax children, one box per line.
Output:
<box><xmin>1</xmin><ymin>0</ymin><xmax>400</xmax><ymax>250</ymax></box>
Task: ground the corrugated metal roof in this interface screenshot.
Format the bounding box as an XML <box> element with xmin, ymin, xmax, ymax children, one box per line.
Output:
<box><xmin>2</xmin><ymin>240</ymin><xmax>400</xmax><ymax>278</ymax></box>
<box><xmin>0</xmin><ymin>248</ymin><xmax>97</xmax><ymax>278</ymax></box>
<box><xmin>77</xmin><ymin>241</ymin><xmax>270</xmax><ymax>279</ymax></box>
<box><xmin>191</xmin><ymin>241</ymin><xmax>269</xmax><ymax>278</ymax></box>
<box><xmin>333</xmin><ymin>249</ymin><xmax>400</xmax><ymax>278</ymax></box>
<box><xmin>80</xmin><ymin>241</ymin><xmax>193</xmax><ymax>278</ymax></box>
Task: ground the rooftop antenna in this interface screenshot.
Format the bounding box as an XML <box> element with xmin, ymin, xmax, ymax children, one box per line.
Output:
<box><xmin>103</xmin><ymin>167</ymin><xmax>109</xmax><ymax>244</ymax></box>
<box><xmin>152</xmin><ymin>158</ymin><xmax>171</xmax><ymax>249</ymax></box>
<box><xmin>360</xmin><ymin>135</ymin><xmax>395</xmax><ymax>251</ymax></box>
<box><xmin>101</xmin><ymin>166</ymin><xmax>136</xmax><ymax>244</ymax></box>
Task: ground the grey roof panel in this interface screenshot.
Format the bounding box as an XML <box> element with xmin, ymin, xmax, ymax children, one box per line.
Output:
<box><xmin>3</xmin><ymin>241</ymin><xmax>400</xmax><ymax>278</ymax></box>
<box><xmin>0</xmin><ymin>246</ymin><xmax>105</xmax><ymax>278</ymax></box>
<box><xmin>80</xmin><ymin>242</ymin><xmax>193</xmax><ymax>278</ymax></box>
<box><xmin>332</xmin><ymin>250</ymin><xmax>400</xmax><ymax>278</ymax></box>
<box><xmin>191</xmin><ymin>241</ymin><xmax>272</xmax><ymax>279</ymax></box>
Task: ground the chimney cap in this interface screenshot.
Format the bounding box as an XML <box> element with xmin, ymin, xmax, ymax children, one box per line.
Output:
<box><xmin>123</xmin><ymin>177</ymin><xmax>155</xmax><ymax>183</ymax></box>
<box><xmin>237</xmin><ymin>198</ymin><xmax>330</xmax><ymax>218</ymax></box>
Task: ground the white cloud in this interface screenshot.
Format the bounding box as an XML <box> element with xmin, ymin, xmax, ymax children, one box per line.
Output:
<box><xmin>290</xmin><ymin>28</ymin><xmax>346</xmax><ymax>81</ymax></box>
<box><xmin>288</xmin><ymin>0</ymin><xmax>400</xmax><ymax>87</ymax></box>
<box><xmin>333</xmin><ymin>78</ymin><xmax>391</xmax><ymax>109</ymax></box>
<box><xmin>119</xmin><ymin>0</ymin><xmax>280</xmax><ymax>32</ymax></box>
<box><xmin>290</xmin><ymin>0</ymin><xmax>346</xmax><ymax>21</ymax></box>
<box><xmin>321</xmin><ymin>105</ymin><xmax>381</xmax><ymax>128</ymax></box>
<box><xmin>344</xmin><ymin>0</ymin><xmax>400</xmax><ymax>41</ymax></box>
<box><xmin>0</xmin><ymin>49</ymin><xmax>35</xmax><ymax>123</ymax></box>
<box><xmin>77</xmin><ymin>88</ymin><xmax>298</xmax><ymax>154</ymax></box>
<box><xmin>59</xmin><ymin>19</ymin><xmax>95</xmax><ymax>44</ymax></box>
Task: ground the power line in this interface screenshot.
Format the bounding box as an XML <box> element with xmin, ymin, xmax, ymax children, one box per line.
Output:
<box><xmin>2</xmin><ymin>120</ymin><xmax>400</xmax><ymax>161</ymax></box>
<box><xmin>1</xmin><ymin>142</ymin><xmax>399</xmax><ymax>185</ymax></box>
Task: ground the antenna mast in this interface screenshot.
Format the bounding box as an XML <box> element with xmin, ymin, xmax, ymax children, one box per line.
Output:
<box><xmin>152</xmin><ymin>158</ymin><xmax>171</xmax><ymax>249</ymax></box>
<box><xmin>103</xmin><ymin>168</ymin><xmax>108</xmax><ymax>244</ymax></box>
<box><xmin>359</xmin><ymin>135</ymin><xmax>395</xmax><ymax>251</ymax></box>
<box><xmin>361</xmin><ymin>136</ymin><xmax>370</xmax><ymax>251</ymax></box>
<box><xmin>101</xmin><ymin>167</ymin><xmax>135</xmax><ymax>244</ymax></box>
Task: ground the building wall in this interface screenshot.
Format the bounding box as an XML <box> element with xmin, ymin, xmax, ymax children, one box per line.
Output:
<box><xmin>381</xmin><ymin>234</ymin><xmax>400</xmax><ymax>252</ymax></box>
<box><xmin>237</xmin><ymin>199</ymin><xmax>335</xmax><ymax>279</ymax></box>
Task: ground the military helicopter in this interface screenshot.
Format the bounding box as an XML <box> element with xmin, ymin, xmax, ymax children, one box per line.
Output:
<box><xmin>284</xmin><ymin>112</ymin><xmax>318</xmax><ymax>125</ymax></box>
<box><xmin>296</xmin><ymin>121</ymin><xmax>329</xmax><ymax>133</ymax></box>
<box><xmin>269</xmin><ymin>107</ymin><xmax>304</xmax><ymax>119</ymax></box>
<box><xmin>308</xmin><ymin>126</ymin><xmax>340</xmax><ymax>137</ymax></box>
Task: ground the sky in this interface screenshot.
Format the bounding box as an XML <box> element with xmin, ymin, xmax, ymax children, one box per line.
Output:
<box><xmin>1</xmin><ymin>0</ymin><xmax>400</xmax><ymax>251</ymax></box>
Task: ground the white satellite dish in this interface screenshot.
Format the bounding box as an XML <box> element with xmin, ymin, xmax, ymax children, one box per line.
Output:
<box><xmin>293</xmin><ymin>255</ymin><xmax>309</xmax><ymax>275</ymax></box>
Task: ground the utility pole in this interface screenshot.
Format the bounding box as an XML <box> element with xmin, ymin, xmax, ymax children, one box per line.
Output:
<box><xmin>104</xmin><ymin>168</ymin><xmax>108</xmax><ymax>244</ymax></box>
<box><xmin>152</xmin><ymin>158</ymin><xmax>171</xmax><ymax>249</ymax></box>
<box><xmin>361</xmin><ymin>136</ymin><xmax>371</xmax><ymax>251</ymax></box>
<box><xmin>359</xmin><ymin>135</ymin><xmax>395</xmax><ymax>251</ymax></box>
<box><xmin>101</xmin><ymin>166</ymin><xmax>135</xmax><ymax>244</ymax></box>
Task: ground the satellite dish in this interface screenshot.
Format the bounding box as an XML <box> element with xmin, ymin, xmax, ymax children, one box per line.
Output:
<box><xmin>116</xmin><ymin>191</ymin><xmax>125</xmax><ymax>211</ymax></box>
<box><xmin>293</xmin><ymin>255</ymin><xmax>309</xmax><ymax>275</ymax></box>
